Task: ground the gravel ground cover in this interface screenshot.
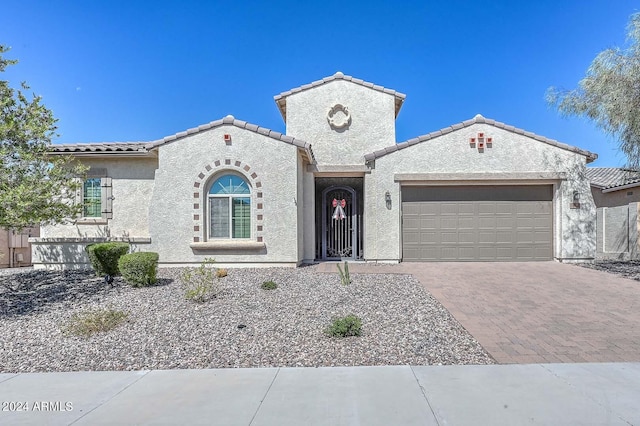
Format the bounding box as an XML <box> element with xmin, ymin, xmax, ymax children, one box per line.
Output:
<box><xmin>0</xmin><ymin>267</ymin><xmax>493</xmax><ymax>373</ymax></box>
<box><xmin>579</xmin><ymin>260</ymin><xmax>640</xmax><ymax>281</ymax></box>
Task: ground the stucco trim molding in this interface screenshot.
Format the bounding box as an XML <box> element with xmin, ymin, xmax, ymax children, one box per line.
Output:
<box><xmin>394</xmin><ymin>172</ymin><xmax>567</xmax><ymax>184</ymax></box>
<box><xmin>189</xmin><ymin>241</ymin><xmax>266</xmax><ymax>251</ymax></box>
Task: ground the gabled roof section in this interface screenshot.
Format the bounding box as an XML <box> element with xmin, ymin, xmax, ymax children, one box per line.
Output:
<box><xmin>50</xmin><ymin>115</ymin><xmax>316</xmax><ymax>163</ymax></box>
<box><xmin>585</xmin><ymin>167</ymin><xmax>640</xmax><ymax>190</ymax></box>
<box><xmin>363</xmin><ymin>114</ymin><xmax>598</xmax><ymax>163</ymax></box>
<box><xmin>274</xmin><ymin>71</ymin><xmax>406</xmax><ymax>121</ymax></box>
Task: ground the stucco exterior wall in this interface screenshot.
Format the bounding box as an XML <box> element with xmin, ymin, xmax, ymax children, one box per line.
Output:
<box><xmin>40</xmin><ymin>157</ymin><xmax>157</xmax><ymax>239</ymax></box>
<box><xmin>285</xmin><ymin>80</ymin><xmax>397</xmax><ymax>166</ymax></box>
<box><xmin>366</xmin><ymin>123</ymin><xmax>596</xmax><ymax>261</ymax></box>
<box><xmin>148</xmin><ymin>125</ymin><xmax>303</xmax><ymax>265</ymax></box>
<box><xmin>591</xmin><ymin>186</ymin><xmax>640</xmax><ymax>208</ymax></box>
<box><xmin>33</xmin><ymin>157</ymin><xmax>157</xmax><ymax>268</ymax></box>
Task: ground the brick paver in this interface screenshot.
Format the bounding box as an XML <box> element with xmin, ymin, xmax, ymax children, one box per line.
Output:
<box><xmin>313</xmin><ymin>261</ymin><xmax>640</xmax><ymax>364</ymax></box>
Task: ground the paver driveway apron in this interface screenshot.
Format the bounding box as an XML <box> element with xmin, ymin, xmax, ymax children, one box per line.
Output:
<box><xmin>400</xmin><ymin>261</ymin><xmax>640</xmax><ymax>364</ymax></box>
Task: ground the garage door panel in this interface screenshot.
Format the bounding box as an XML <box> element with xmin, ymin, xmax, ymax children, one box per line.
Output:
<box><xmin>496</xmin><ymin>230</ymin><xmax>513</xmax><ymax>243</ymax></box>
<box><xmin>440</xmin><ymin>217</ymin><xmax>457</xmax><ymax>229</ymax></box>
<box><xmin>458</xmin><ymin>217</ymin><xmax>475</xmax><ymax>229</ymax></box>
<box><xmin>402</xmin><ymin>185</ymin><xmax>552</xmax><ymax>261</ymax></box>
<box><xmin>421</xmin><ymin>231</ymin><xmax>437</xmax><ymax>244</ymax></box>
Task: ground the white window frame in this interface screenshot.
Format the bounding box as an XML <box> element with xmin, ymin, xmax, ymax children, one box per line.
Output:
<box><xmin>207</xmin><ymin>173</ymin><xmax>252</xmax><ymax>240</ymax></box>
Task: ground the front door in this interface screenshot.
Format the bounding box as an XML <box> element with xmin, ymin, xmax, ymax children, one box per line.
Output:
<box><xmin>322</xmin><ymin>186</ymin><xmax>357</xmax><ymax>260</ymax></box>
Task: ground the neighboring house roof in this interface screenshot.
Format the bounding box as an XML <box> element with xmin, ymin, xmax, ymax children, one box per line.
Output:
<box><xmin>50</xmin><ymin>115</ymin><xmax>316</xmax><ymax>163</ymax></box>
<box><xmin>274</xmin><ymin>71</ymin><xmax>406</xmax><ymax>121</ymax></box>
<box><xmin>363</xmin><ymin>114</ymin><xmax>598</xmax><ymax>163</ymax></box>
<box><xmin>585</xmin><ymin>167</ymin><xmax>640</xmax><ymax>191</ymax></box>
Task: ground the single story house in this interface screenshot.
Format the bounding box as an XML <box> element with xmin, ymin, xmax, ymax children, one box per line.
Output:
<box><xmin>585</xmin><ymin>167</ymin><xmax>640</xmax><ymax>208</ymax></box>
<box><xmin>32</xmin><ymin>72</ymin><xmax>598</xmax><ymax>268</ymax></box>
<box><xmin>585</xmin><ymin>167</ymin><xmax>640</xmax><ymax>260</ymax></box>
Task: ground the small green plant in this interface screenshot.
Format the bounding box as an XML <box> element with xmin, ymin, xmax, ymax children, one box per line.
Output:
<box><xmin>325</xmin><ymin>314</ymin><xmax>362</xmax><ymax>337</ymax></box>
<box><xmin>216</xmin><ymin>268</ymin><xmax>228</xmax><ymax>278</ymax></box>
<box><xmin>181</xmin><ymin>258</ymin><xmax>221</xmax><ymax>303</ymax></box>
<box><xmin>261</xmin><ymin>280</ymin><xmax>277</xmax><ymax>290</ymax></box>
<box><xmin>337</xmin><ymin>261</ymin><xmax>351</xmax><ymax>285</ymax></box>
<box><xmin>118</xmin><ymin>252</ymin><xmax>159</xmax><ymax>287</ymax></box>
<box><xmin>86</xmin><ymin>242</ymin><xmax>130</xmax><ymax>277</ymax></box>
<box><xmin>63</xmin><ymin>308</ymin><xmax>129</xmax><ymax>337</ymax></box>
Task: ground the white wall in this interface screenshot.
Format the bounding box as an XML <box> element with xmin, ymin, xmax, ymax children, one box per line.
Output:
<box><xmin>285</xmin><ymin>80</ymin><xmax>397</xmax><ymax>166</ymax></box>
<box><xmin>148</xmin><ymin>125</ymin><xmax>303</xmax><ymax>265</ymax></box>
<box><xmin>367</xmin><ymin>123</ymin><xmax>596</xmax><ymax>261</ymax></box>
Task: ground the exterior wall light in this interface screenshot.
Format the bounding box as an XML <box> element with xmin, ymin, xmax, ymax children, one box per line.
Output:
<box><xmin>570</xmin><ymin>190</ymin><xmax>581</xmax><ymax>209</ymax></box>
<box><xmin>385</xmin><ymin>191</ymin><xmax>392</xmax><ymax>209</ymax></box>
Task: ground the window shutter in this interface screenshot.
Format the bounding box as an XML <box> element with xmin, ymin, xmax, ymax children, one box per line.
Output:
<box><xmin>101</xmin><ymin>177</ymin><xmax>113</xmax><ymax>219</ymax></box>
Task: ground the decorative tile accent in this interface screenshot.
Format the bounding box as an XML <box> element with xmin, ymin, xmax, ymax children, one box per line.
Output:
<box><xmin>194</xmin><ymin>182</ymin><xmax>200</xmax><ymax>188</ymax></box>
<box><xmin>214</xmin><ymin>160</ymin><xmax>221</xmax><ymax>167</ymax></box>
<box><xmin>194</xmin><ymin>192</ymin><xmax>199</xmax><ymax>198</ymax></box>
<box><xmin>257</xmin><ymin>192</ymin><xmax>263</xmax><ymax>198</ymax></box>
<box><xmin>194</xmin><ymin>203</ymin><xmax>199</xmax><ymax>209</ymax></box>
<box><xmin>257</xmin><ymin>214</ymin><xmax>263</xmax><ymax>221</ymax></box>
<box><xmin>194</xmin><ymin>237</ymin><xmax>200</xmax><ymax>242</ymax></box>
<box><xmin>257</xmin><ymin>203</ymin><xmax>263</xmax><ymax>209</ymax></box>
<box><xmin>244</xmin><ymin>165</ymin><xmax>250</xmax><ymax>171</ymax></box>
<box><xmin>257</xmin><ymin>225</ymin><xmax>263</xmax><ymax>231</ymax></box>
<box><xmin>198</xmin><ymin>172</ymin><xmax>205</xmax><ymax>179</ymax></box>
<box><xmin>205</xmin><ymin>164</ymin><xmax>212</xmax><ymax>171</ymax></box>
<box><xmin>194</xmin><ymin>225</ymin><xmax>200</xmax><ymax>232</ymax></box>
<box><xmin>257</xmin><ymin>236</ymin><xmax>263</xmax><ymax>242</ymax></box>
<box><xmin>256</xmin><ymin>182</ymin><xmax>262</xmax><ymax>188</ymax></box>
<box><xmin>251</xmin><ymin>172</ymin><xmax>258</xmax><ymax>179</ymax></box>
<box><xmin>235</xmin><ymin>160</ymin><xmax>241</xmax><ymax>167</ymax></box>
<box><xmin>194</xmin><ymin>214</ymin><xmax>200</xmax><ymax>220</ymax></box>
<box><xmin>225</xmin><ymin>159</ymin><xmax>231</xmax><ymax>165</ymax></box>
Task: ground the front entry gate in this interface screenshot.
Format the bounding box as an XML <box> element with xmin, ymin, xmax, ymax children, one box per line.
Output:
<box><xmin>322</xmin><ymin>186</ymin><xmax>359</xmax><ymax>260</ymax></box>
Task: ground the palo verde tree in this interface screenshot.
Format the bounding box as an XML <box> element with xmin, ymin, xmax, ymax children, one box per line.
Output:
<box><xmin>0</xmin><ymin>45</ymin><xmax>86</xmax><ymax>230</ymax></box>
<box><xmin>546</xmin><ymin>13</ymin><xmax>640</xmax><ymax>168</ymax></box>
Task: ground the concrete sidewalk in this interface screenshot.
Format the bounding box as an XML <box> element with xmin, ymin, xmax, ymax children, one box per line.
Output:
<box><xmin>1</xmin><ymin>364</ymin><xmax>639</xmax><ymax>425</ymax></box>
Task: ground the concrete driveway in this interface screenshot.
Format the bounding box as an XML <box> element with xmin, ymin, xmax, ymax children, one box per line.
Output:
<box><xmin>317</xmin><ymin>261</ymin><xmax>640</xmax><ymax>364</ymax></box>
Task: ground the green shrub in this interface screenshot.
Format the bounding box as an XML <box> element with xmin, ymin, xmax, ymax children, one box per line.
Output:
<box><xmin>325</xmin><ymin>314</ymin><xmax>362</xmax><ymax>337</ymax></box>
<box><xmin>86</xmin><ymin>242</ymin><xmax>130</xmax><ymax>277</ymax></box>
<box><xmin>181</xmin><ymin>258</ymin><xmax>221</xmax><ymax>303</ymax></box>
<box><xmin>118</xmin><ymin>252</ymin><xmax>159</xmax><ymax>287</ymax></box>
<box><xmin>261</xmin><ymin>280</ymin><xmax>277</xmax><ymax>290</ymax></box>
<box><xmin>63</xmin><ymin>308</ymin><xmax>129</xmax><ymax>337</ymax></box>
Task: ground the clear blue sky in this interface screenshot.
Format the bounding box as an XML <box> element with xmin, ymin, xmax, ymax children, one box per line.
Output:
<box><xmin>2</xmin><ymin>0</ymin><xmax>638</xmax><ymax>167</ymax></box>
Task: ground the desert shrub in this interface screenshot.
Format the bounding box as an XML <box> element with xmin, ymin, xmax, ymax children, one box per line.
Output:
<box><xmin>337</xmin><ymin>261</ymin><xmax>351</xmax><ymax>285</ymax></box>
<box><xmin>216</xmin><ymin>268</ymin><xmax>228</xmax><ymax>278</ymax></box>
<box><xmin>325</xmin><ymin>314</ymin><xmax>362</xmax><ymax>337</ymax></box>
<box><xmin>261</xmin><ymin>280</ymin><xmax>277</xmax><ymax>290</ymax></box>
<box><xmin>63</xmin><ymin>308</ymin><xmax>129</xmax><ymax>337</ymax></box>
<box><xmin>118</xmin><ymin>252</ymin><xmax>159</xmax><ymax>287</ymax></box>
<box><xmin>181</xmin><ymin>258</ymin><xmax>221</xmax><ymax>303</ymax></box>
<box><xmin>86</xmin><ymin>242</ymin><xmax>130</xmax><ymax>277</ymax></box>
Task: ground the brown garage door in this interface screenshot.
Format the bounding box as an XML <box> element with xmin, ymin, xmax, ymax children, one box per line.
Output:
<box><xmin>402</xmin><ymin>186</ymin><xmax>553</xmax><ymax>261</ymax></box>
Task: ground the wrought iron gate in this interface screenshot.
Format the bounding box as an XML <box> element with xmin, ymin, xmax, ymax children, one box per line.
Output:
<box><xmin>322</xmin><ymin>186</ymin><xmax>358</xmax><ymax>260</ymax></box>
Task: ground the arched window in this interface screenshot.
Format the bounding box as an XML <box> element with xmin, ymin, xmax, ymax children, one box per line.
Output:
<box><xmin>208</xmin><ymin>174</ymin><xmax>251</xmax><ymax>239</ymax></box>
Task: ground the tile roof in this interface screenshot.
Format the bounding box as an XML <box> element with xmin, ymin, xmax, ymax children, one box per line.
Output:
<box><xmin>50</xmin><ymin>116</ymin><xmax>316</xmax><ymax>163</ymax></box>
<box><xmin>585</xmin><ymin>167</ymin><xmax>640</xmax><ymax>190</ymax></box>
<box><xmin>51</xmin><ymin>142</ymin><xmax>152</xmax><ymax>154</ymax></box>
<box><xmin>274</xmin><ymin>71</ymin><xmax>406</xmax><ymax>121</ymax></box>
<box><xmin>363</xmin><ymin>114</ymin><xmax>598</xmax><ymax>163</ymax></box>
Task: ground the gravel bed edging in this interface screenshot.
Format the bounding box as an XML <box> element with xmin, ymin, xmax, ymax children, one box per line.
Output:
<box><xmin>0</xmin><ymin>267</ymin><xmax>494</xmax><ymax>372</ymax></box>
